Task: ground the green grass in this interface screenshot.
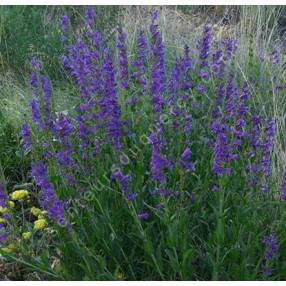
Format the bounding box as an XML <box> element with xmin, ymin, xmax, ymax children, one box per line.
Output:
<box><xmin>0</xmin><ymin>6</ymin><xmax>121</xmax><ymax>81</ymax></box>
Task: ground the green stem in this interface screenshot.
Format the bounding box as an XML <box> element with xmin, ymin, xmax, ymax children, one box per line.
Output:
<box><xmin>212</xmin><ymin>177</ymin><xmax>226</xmax><ymax>280</ymax></box>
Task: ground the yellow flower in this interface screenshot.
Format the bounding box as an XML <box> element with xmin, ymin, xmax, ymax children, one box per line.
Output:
<box><xmin>1</xmin><ymin>243</ymin><xmax>17</xmax><ymax>253</ymax></box>
<box><xmin>116</xmin><ymin>272</ymin><xmax>125</xmax><ymax>280</ymax></box>
<box><xmin>0</xmin><ymin>218</ymin><xmax>6</xmax><ymax>224</ymax></box>
<box><xmin>34</xmin><ymin>219</ymin><xmax>47</xmax><ymax>231</ymax></box>
<box><xmin>38</xmin><ymin>214</ymin><xmax>45</xmax><ymax>219</ymax></box>
<box><xmin>8</xmin><ymin>201</ymin><xmax>15</xmax><ymax>209</ymax></box>
<box><xmin>22</xmin><ymin>232</ymin><xmax>32</xmax><ymax>240</ymax></box>
<box><xmin>31</xmin><ymin>207</ymin><xmax>42</xmax><ymax>217</ymax></box>
<box><xmin>11</xmin><ymin>190</ymin><xmax>29</xmax><ymax>201</ymax></box>
<box><xmin>0</xmin><ymin>206</ymin><xmax>7</xmax><ymax>214</ymax></box>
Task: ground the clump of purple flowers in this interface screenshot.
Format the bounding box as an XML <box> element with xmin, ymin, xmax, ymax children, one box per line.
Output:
<box><xmin>17</xmin><ymin>9</ymin><xmax>286</xmax><ymax>280</ymax></box>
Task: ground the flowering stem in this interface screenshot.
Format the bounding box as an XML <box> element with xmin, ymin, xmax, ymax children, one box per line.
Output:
<box><xmin>212</xmin><ymin>176</ymin><xmax>226</xmax><ymax>280</ymax></box>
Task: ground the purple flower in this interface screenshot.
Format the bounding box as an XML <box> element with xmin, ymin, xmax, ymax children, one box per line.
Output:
<box><xmin>212</xmin><ymin>49</ymin><xmax>223</xmax><ymax>75</ymax></box>
<box><xmin>132</xmin><ymin>31</ymin><xmax>147</xmax><ymax>91</ymax></box>
<box><xmin>262</xmin><ymin>234</ymin><xmax>279</xmax><ymax>265</ymax></box>
<box><xmin>0</xmin><ymin>184</ymin><xmax>7</xmax><ymax>208</ymax></box>
<box><xmin>41</xmin><ymin>76</ymin><xmax>53</xmax><ymax>126</ymax></box>
<box><xmin>52</xmin><ymin>113</ymin><xmax>74</xmax><ymax>145</ymax></box>
<box><xmin>200</xmin><ymin>70</ymin><xmax>210</xmax><ymax>80</ymax></box>
<box><xmin>272</xmin><ymin>48</ymin><xmax>279</xmax><ymax>65</ymax></box>
<box><xmin>31</xmin><ymin>162</ymin><xmax>65</xmax><ymax>225</ymax></box>
<box><xmin>0</xmin><ymin>234</ymin><xmax>7</xmax><ymax>243</ymax></box>
<box><xmin>222</xmin><ymin>38</ymin><xmax>238</xmax><ymax>61</ymax></box>
<box><xmin>117</xmin><ymin>25</ymin><xmax>129</xmax><ymax>89</ymax></box>
<box><xmin>150</xmin><ymin>10</ymin><xmax>166</xmax><ymax>117</ymax></box>
<box><xmin>211</xmin><ymin>121</ymin><xmax>234</xmax><ymax>176</ymax></box>
<box><xmin>30</xmin><ymin>99</ymin><xmax>44</xmax><ymax>130</ymax></box>
<box><xmin>111</xmin><ymin>167</ymin><xmax>136</xmax><ymax>201</ymax></box>
<box><xmin>101</xmin><ymin>49</ymin><xmax>122</xmax><ymax>149</ymax></box>
<box><xmin>180</xmin><ymin>147</ymin><xmax>193</xmax><ymax>171</ymax></box>
<box><xmin>65</xmin><ymin>41</ymin><xmax>96</xmax><ymax>98</ymax></box>
<box><xmin>199</xmin><ymin>25</ymin><xmax>212</xmax><ymax>67</ymax></box>
<box><xmin>30</xmin><ymin>72</ymin><xmax>38</xmax><ymax>92</ymax></box>
<box><xmin>0</xmin><ymin>183</ymin><xmax>9</xmax><ymax>246</ymax></box>
<box><xmin>31</xmin><ymin>57</ymin><xmax>41</xmax><ymax>70</ymax></box>
<box><xmin>260</xmin><ymin>184</ymin><xmax>269</xmax><ymax>193</ymax></box>
<box><xmin>111</xmin><ymin>167</ymin><xmax>129</xmax><ymax>193</ymax></box>
<box><xmin>56</xmin><ymin>150</ymin><xmax>75</xmax><ymax>168</ymax></box>
<box><xmin>212</xmin><ymin>83</ymin><xmax>225</xmax><ymax>120</ymax></box>
<box><xmin>184</xmin><ymin>114</ymin><xmax>192</xmax><ymax>135</ymax></box>
<box><xmin>150</xmin><ymin>145</ymin><xmax>171</xmax><ymax>184</ymax></box>
<box><xmin>212</xmin><ymin>185</ymin><xmax>220</xmax><ymax>192</ymax></box>
<box><xmin>197</xmin><ymin>84</ymin><xmax>206</xmax><ymax>95</ymax></box>
<box><xmin>138</xmin><ymin>212</ymin><xmax>149</xmax><ymax>221</ymax></box>
<box><xmin>263</xmin><ymin>267</ymin><xmax>273</xmax><ymax>277</ymax></box>
<box><xmin>237</xmin><ymin>82</ymin><xmax>249</xmax><ymax>116</ymax></box>
<box><xmin>225</xmin><ymin>75</ymin><xmax>237</xmax><ymax>120</ymax></box>
<box><xmin>85</xmin><ymin>6</ymin><xmax>96</xmax><ymax>28</ymax></box>
<box><xmin>21</xmin><ymin>123</ymin><xmax>31</xmax><ymax>151</ymax></box>
<box><xmin>151</xmin><ymin>9</ymin><xmax>159</xmax><ymax>22</ymax></box>
<box><xmin>60</xmin><ymin>15</ymin><xmax>69</xmax><ymax>33</ymax></box>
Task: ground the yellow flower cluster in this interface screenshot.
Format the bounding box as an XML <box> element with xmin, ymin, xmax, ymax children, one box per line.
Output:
<box><xmin>22</xmin><ymin>232</ymin><xmax>32</xmax><ymax>240</ymax></box>
<box><xmin>11</xmin><ymin>189</ymin><xmax>29</xmax><ymax>201</ymax></box>
<box><xmin>0</xmin><ymin>218</ymin><xmax>6</xmax><ymax>224</ymax></box>
<box><xmin>1</xmin><ymin>243</ymin><xmax>17</xmax><ymax>254</ymax></box>
<box><xmin>34</xmin><ymin>219</ymin><xmax>47</xmax><ymax>231</ymax></box>
<box><xmin>31</xmin><ymin>207</ymin><xmax>42</xmax><ymax>217</ymax></box>
<box><xmin>0</xmin><ymin>206</ymin><xmax>7</xmax><ymax>214</ymax></box>
<box><xmin>8</xmin><ymin>201</ymin><xmax>15</xmax><ymax>209</ymax></box>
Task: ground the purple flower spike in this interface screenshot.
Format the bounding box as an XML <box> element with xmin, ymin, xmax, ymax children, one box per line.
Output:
<box><xmin>31</xmin><ymin>57</ymin><xmax>41</xmax><ymax>70</ymax></box>
<box><xmin>262</xmin><ymin>233</ymin><xmax>279</xmax><ymax>262</ymax></box>
<box><xmin>151</xmin><ymin>146</ymin><xmax>171</xmax><ymax>184</ymax></box>
<box><xmin>30</xmin><ymin>99</ymin><xmax>44</xmax><ymax>130</ymax></box>
<box><xmin>0</xmin><ymin>184</ymin><xmax>7</xmax><ymax>208</ymax></box>
<box><xmin>222</xmin><ymin>38</ymin><xmax>238</xmax><ymax>61</ymax></box>
<box><xmin>85</xmin><ymin>6</ymin><xmax>96</xmax><ymax>27</ymax></box>
<box><xmin>180</xmin><ymin>147</ymin><xmax>194</xmax><ymax>171</ymax></box>
<box><xmin>199</xmin><ymin>25</ymin><xmax>212</xmax><ymax>67</ymax></box>
<box><xmin>101</xmin><ymin>49</ymin><xmax>122</xmax><ymax>149</ymax></box>
<box><xmin>31</xmin><ymin>162</ymin><xmax>65</xmax><ymax>225</ymax></box>
<box><xmin>260</xmin><ymin>184</ymin><xmax>269</xmax><ymax>193</ymax></box>
<box><xmin>60</xmin><ymin>15</ymin><xmax>69</xmax><ymax>33</ymax></box>
<box><xmin>117</xmin><ymin>25</ymin><xmax>129</xmax><ymax>89</ymax></box>
<box><xmin>132</xmin><ymin>31</ymin><xmax>147</xmax><ymax>91</ymax></box>
<box><xmin>111</xmin><ymin>167</ymin><xmax>136</xmax><ymax>202</ymax></box>
<box><xmin>150</xmin><ymin>10</ymin><xmax>166</xmax><ymax>116</ymax></box>
<box><xmin>21</xmin><ymin>124</ymin><xmax>32</xmax><ymax>151</ymax></box>
<box><xmin>212</xmin><ymin>49</ymin><xmax>223</xmax><ymax>75</ymax></box>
